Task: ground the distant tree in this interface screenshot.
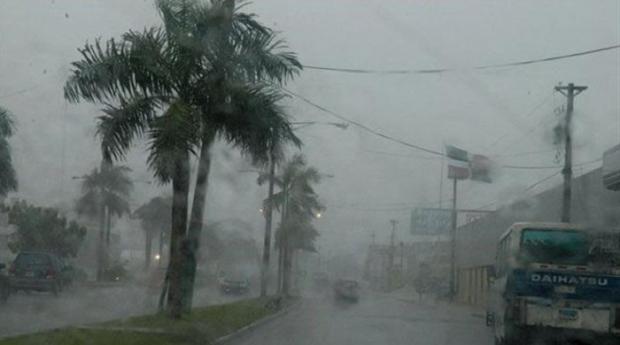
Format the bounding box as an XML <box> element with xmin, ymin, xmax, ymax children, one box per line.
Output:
<box><xmin>8</xmin><ymin>201</ymin><xmax>86</xmax><ymax>258</ymax></box>
<box><xmin>76</xmin><ymin>162</ymin><xmax>132</xmax><ymax>280</ymax></box>
<box><xmin>134</xmin><ymin>196</ymin><xmax>172</xmax><ymax>269</ymax></box>
<box><xmin>262</xmin><ymin>154</ymin><xmax>323</xmax><ymax>295</ymax></box>
<box><xmin>0</xmin><ymin>107</ymin><xmax>18</xmax><ymax>197</ymax></box>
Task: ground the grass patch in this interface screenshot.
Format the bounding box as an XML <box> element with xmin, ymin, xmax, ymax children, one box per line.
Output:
<box><xmin>0</xmin><ymin>329</ymin><xmax>187</xmax><ymax>345</ymax></box>
<box><xmin>0</xmin><ymin>297</ymin><xmax>284</xmax><ymax>345</ymax></box>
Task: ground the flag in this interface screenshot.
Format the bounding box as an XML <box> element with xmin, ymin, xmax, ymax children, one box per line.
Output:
<box><xmin>470</xmin><ymin>154</ymin><xmax>493</xmax><ymax>183</ymax></box>
<box><xmin>446</xmin><ymin>145</ymin><xmax>470</xmax><ymax>179</ymax></box>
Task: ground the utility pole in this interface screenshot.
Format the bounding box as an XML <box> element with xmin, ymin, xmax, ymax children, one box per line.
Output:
<box><xmin>260</xmin><ymin>142</ymin><xmax>276</xmax><ymax>297</ymax></box>
<box><xmin>449</xmin><ymin>177</ymin><xmax>458</xmax><ymax>301</ymax></box>
<box><xmin>388</xmin><ymin>220</ymin><xmax>397</xmax><ymax>290</ymax></box>
<box><xmin>389</xmin><ymin>220</ymin><xmax>397</xmax><ymax>269</ymax></box>
<box><xmin>555</xmin><ymin>83</ymin><xmax>587</xmax><ymax>223</ymax></box>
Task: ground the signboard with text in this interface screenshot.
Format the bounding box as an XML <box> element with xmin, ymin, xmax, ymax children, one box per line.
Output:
<box><xmin>410</xmin><ymin>208</ymin><xmax>451</xmax><ymax>235</ymax></box>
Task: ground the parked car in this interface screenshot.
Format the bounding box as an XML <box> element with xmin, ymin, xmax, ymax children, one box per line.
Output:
<box><xmin>0</xmin><ymin>263</ymin><xmax>10</xmax><ymax>303</ymax></box>
<box><xmin>333</xmin><ymin>279</ymin><xmax>360</xmax><ymax>302</ymax></box>
<box><xmin>218</xmin><ymin>270</ymin><xmax>250</xmax><ymax>295</ymax></box>
<box><xmin>8</xmin><ymin>252</ymin><xmax>64</xmax><ymax>295</ymax></box>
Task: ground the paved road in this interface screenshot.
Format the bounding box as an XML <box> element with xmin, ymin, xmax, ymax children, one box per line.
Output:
<box><xmin>0</xmin><ymin>283</ymin><xmax>243</xmax><ymax>338</ymax></box>
<box><xmin>230</xmin><ymin>292</ymin><xmax>493</xmax><ymax>345</ymax></box>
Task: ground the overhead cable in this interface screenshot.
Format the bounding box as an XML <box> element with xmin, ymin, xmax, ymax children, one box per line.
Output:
<box><xmin>303</xmin><ymin>44</ymin><xmax>620</xmax><ymax>75</ymax></box>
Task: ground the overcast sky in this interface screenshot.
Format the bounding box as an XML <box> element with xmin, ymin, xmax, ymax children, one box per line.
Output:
<box><xmin>0</xmin><ymin>0</ymin><xmax>618</xmax><ymax>258</ymax></box>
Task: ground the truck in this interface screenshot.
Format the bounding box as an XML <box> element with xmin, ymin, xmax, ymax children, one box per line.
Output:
<box><xmin>487</xmin><ymin>222</ymin><xmax>620</xmax><ymax>345</ymax></box>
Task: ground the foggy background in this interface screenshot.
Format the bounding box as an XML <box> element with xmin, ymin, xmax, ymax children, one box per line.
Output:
<box><xmin>0</xmin><ymin>0</ymin><xmax>618</xmax><ymax>266</ymax></box>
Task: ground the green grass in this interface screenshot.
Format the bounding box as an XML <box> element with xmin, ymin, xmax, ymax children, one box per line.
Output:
<box><xmin>0</xmin><ymin>298</ymin><xmax>281</xmax><ymax>345</ymax></box>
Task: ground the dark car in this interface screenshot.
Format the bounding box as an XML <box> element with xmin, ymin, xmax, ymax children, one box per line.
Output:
<box><xmin>0</xmin><ymin>263</ymin><xmax>9</xmax><ymax>303</ymax></box>
<box><xmin>333</xmin><ymin>279</ymin><xmax>360</xmax><ymax>302</ymax></box>
<box><xmin>9</xmin><ymin>252</ymin><xmax>64</xmax><ymax>295</ymax></box>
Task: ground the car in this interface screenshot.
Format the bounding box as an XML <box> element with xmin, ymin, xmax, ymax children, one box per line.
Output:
<box><xmin>333</xmin><ymin>279</ymin><xmax>360</xmax><ymax>302</ymax></box>
<box><xmin>313</xmin><ymin>272</ymin><xmax>329</xmax><ymax>290</ymax></box>
<box><xmin>0</xmin><ymin>263</ymin><xmax>10</xmax><ymax>303</ymax></box>
<box><xmin>8</xmin><ymin>252</ymin><xmax>64</xmax><ymax>296</ymax></box>
<box><xmin>218</xmin><ymin>271</ymin><xmax>250</xmax><ymax>295</ymax></box>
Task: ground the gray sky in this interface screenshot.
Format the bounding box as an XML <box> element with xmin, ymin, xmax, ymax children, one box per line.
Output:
<box><xmin>0</xmin><ymin>0</ymin><xmax>618</xmax><ymax>257</ymax></box>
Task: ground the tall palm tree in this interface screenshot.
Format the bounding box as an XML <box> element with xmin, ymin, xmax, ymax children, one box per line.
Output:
<box><xmin>261</xmin><ymin>154</ymin><xmax>323</xmax><ymax>295</ymax></box>
<box><xmin>64</xmin><ymin>0</ymin><xmax>300</xmax><ymax>317</ymax></box>
<box><xmin>134</xmin><ymin>196</ymin><xmax>172</xmax><ymax>269</ymax></box>
<box><xmin>0</xmin><ymin>107</ymin><xmax>17</xmax><ymax>197</ymax></box>
<box><xmin>76</xmin><ymin>162</ymin><xmax>132</xmax><ymax>280</ymax></box>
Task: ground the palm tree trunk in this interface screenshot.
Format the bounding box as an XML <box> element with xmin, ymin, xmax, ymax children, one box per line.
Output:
<box><xmin>260</xmin><ymin>145</ymin><xmax>276</xmax><ymax>297</ymax></box>
<box><xmin>184</xmin><ymin>134</ymin><xmax>214</xmax><ymax>311</ymax></box>
<box><xmin>105</xmin><ymin>207</ymin><xmax>111</xmax><ymax>269</ymax></box>
<box><xmin>159</xmin><ymin>230</ymin><xmax>165</xmax><ymax>268</ymax></box>
<box><xmin>277</xmin><ymin>244</ymin><xmax>283</xmax><ymax>294</ymax></box>
<box><xmin>106</xmin><ymin>208</ymin><xmax>112</xmax><ymax>246</ymax></box>
<box><xmin>282</xmin><ymin>238</ymin><xmax>292</xmax><ymax>296</ymax></box>
<box><xmin>166</xmin><ymin>152</ymin><xmax>191</xmax><ymax>319</ymax></box>
<box><xmin>145</xmin><ymin>230</ymin><xmax>153</xmax><ymax>270</ymax></box>
<box><xmin>96</xmin><ymin>201</ymin><xmax>105</xmax><ymax>281</ymax></box>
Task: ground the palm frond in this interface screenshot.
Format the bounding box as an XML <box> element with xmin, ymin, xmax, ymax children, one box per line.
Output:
<box><xmin>0</xmin><ymin>136</ymin><xmax>17</xmax><ymax>196</ymax></box>
<box><xmin>230</xmin><ymin>29</ymin><xmax>301</xmax><ymax>83</ymax></box>
<box><xmin>96</xmin><ymin>94</ymin><xmax>164</xmax><ymax>161</ymax></box>
<box><xmin>64</xmin><ymin>28</ymin><xmax>175</xmax><ymax>103</ymax></box>
<box><xmin>75</xmin><ymin>189</ymin><xmax>99</xmax><ymax>217</ymax></box>
<box><xmin>0</xmin><ymin>107</ymin><xmax>15</xmax><ymax>138</ymax></box>
<box><xmin>215</xmin><ymin>84</ymin><xmax>301</xmax><ymax>164</ymax></box>
<box><xmin>146</xmin><ymin>101</ymin><xmax>200</xmax><ymax>182</ymax></box>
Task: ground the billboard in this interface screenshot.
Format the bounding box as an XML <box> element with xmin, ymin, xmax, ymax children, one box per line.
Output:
<box><xmin>410</xmin><ymin>208</ymin><xmax>451</xmax><ymax>235</ymax></box>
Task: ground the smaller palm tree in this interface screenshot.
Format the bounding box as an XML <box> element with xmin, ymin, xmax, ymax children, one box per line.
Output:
<box><xmin>0</xmin><ymin>107</ymin><xmax>17</xmax><ymax>197</ymax></box>
<box><xmin>134</xmin><ymin>196</ymin><xmax>172</xmax><ymax>269</ymax></box>
<box><xmin>261</xmin><ymin>154</ymin><xmax>323</xmax><ymax>295</ymax></box>
<box><xmin>76</xmin><ymin>162</ymin><xmax>132</xmax><ymax>280</ymax></box>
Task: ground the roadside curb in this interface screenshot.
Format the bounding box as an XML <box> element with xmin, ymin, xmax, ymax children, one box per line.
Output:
<box><xmin>212</xmin><ymin>298</ymin><xmax>302</xmax><ymax>345</ymax></box>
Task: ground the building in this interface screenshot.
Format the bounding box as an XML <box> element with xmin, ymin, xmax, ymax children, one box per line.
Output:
<box><xmin>454</xmin><ymin>167</ymin><xmax>620</xmax><ymax>308</ymax></box>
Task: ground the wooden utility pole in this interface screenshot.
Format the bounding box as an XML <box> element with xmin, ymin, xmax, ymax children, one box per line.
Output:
<box><xmin>449</xmin><ymin>177</ymin><xmax>458</xmax><ymax>300</ymax></box>
<box><xmin>555</xmin><ymin>83</ymin><xmax>587</xmax><ymax>223</ymax></box>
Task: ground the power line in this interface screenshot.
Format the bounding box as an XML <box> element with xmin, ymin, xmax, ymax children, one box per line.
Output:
<box><xmin>501</xmin><ymin>158</ymin><xmax>601</xmax><ymax>170</ymax></box>
<box><xmin>287</xmin><ymin>89</ymin><xmax>603</xmax><ymax>171</ymax></box>
<box><xmin>284</xmin><ymin>88</ymin><xmax>444</xmax><ymax>156</ymax></box>
<box><xmin>472</xmin><ymin>169</ymin><xmax>563</xmax><ymax>211</ymax></box>
<box><xmin>303</xmin><ymin>44</ymin><xmax>620</xmax><ymax>75</ymax></box>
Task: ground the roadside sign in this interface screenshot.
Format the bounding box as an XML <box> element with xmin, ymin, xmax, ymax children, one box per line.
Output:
<box><xmin>410</xmin><ymin>208</ymin><xmax>451</xmax><ymax>235</ymax></box>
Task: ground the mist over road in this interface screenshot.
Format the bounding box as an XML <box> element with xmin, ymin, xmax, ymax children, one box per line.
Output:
<box><xmin>229</xmin><ymin>292</ymin><xmax>493</xmax><ymax>345</ymax></box>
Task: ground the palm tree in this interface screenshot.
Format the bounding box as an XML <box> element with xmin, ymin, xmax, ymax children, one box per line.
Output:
<box><xmin>64</xmin><ymin>0</ymin><xmax>300</xmax><ymax>317</ymax></box>
<box><xmin>76</xmin><ymin>162</ymin><xmax>132</xmax><ymax>280</ymax></box>
<box><xmin>134</xmin><ymin>196</ymin><xmax>172</xmax><ymax>269</ymax></box>
<box><xmin>261</xmin><ymin>154</ymin><xmax>323</xmax><ymax>295</ymax></box>
<box><xmin>0</xmin><ymin>107</ymin><xmax>17</xmax><ymax>197</ymax></box>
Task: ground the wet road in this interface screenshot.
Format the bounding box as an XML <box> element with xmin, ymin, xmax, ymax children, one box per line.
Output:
<box><xmin>230</xmin><ymin>292</ymin><xmax>493</xmax><ymax>345</ymax></box>
<box><xmin>0</xmin><ymin>283</ymin><xmax>242</xmax><ymax>338</ymax></box>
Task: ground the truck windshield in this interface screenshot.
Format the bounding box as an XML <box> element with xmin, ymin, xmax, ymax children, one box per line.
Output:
<box><xmin>520</xmin><ymin>229</ymin><xmax>589</xmax><ymax>266</ymax></box>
